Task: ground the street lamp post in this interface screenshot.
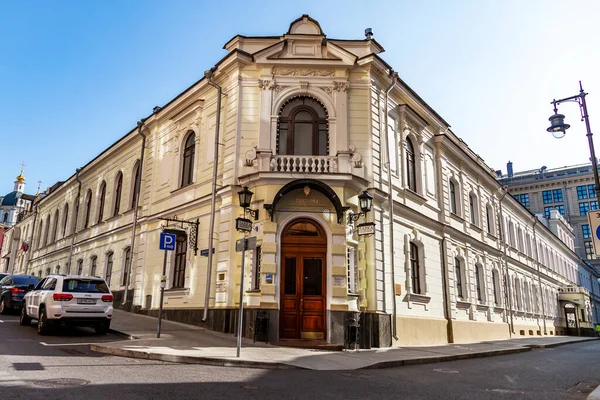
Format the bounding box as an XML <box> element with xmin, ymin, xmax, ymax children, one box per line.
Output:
<box><xmin>547</xmin><ymin>81</ymin><xmax>600</xmax><ymax>198</ymax></box>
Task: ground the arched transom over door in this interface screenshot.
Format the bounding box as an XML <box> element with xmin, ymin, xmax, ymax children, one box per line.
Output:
<box><xmin>280</xmin><ymin>219</ymin><xmax>327</xmax><ymax>340</ymax></box>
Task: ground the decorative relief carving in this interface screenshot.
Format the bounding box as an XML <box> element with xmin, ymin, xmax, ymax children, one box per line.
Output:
<box><xmin>245</xmin><ymin>143</ymin><xmax>258</xmax><ymax>167</ymax></box>
<box><xmin>321</xmin><ymin>86</ymin><xmax>333</xmax><ymax>97</ymax></box>
<box><xmin>299</xmin><ymin>81</ymin><xmax>309</xmax><ymax>93</ymax></box>
<box><xmin>275</xmin><ymin>85</ymin><xmax>288</xmax><ymax>94</ymax></box>
<box><xmin>333</xmin><ymin>81</ymin><xmax>350</xmax><ymax>92</ymax></box>
<box><xmin>258</xmin><ymin>79</ymin><xmax>275</xmax><ymax>90</ymax></box>
<box><xmin>273</xmin><ymin>67</ymin><xmax>335</xmax><ymax>77</ymax></box>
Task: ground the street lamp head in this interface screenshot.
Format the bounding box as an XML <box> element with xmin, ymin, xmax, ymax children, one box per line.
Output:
<box><xmin>547</xmin><ymin>113</ymin><xmax>570</xmax><ymax>139</ymax></box>
<box><xmin>358</xmin><ymin>190</ymin><xmax>373</xmax><ymax>213</ymax></box>
<box><xmin>238</xmin><ymin>186</ymin><xmax>253</xmax><ymax>209</ymax></box>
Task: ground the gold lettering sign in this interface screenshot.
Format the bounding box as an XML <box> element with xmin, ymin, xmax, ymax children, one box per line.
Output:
<box><xmin>295</xmin><ymin>198</ymin><xmax>320</xmax><ymax>205</ymax></box>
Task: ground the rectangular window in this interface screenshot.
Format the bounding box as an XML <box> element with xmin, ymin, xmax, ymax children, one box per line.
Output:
<box><xmin>105</xmin><ymin>253</ymin><xmax>113</xmax><ymax>287</ymax></box>
<box><xmin>589</xmin><ymin>185</ymin><xmax>597</xmax><ymax>198</ymax></box>
<box><xmin>91</xmin><ymin>257</ymin><xmax>97</xmax><ymax>276</ymax></box>
<box><xmin>173</xmin><ymin>235</ymin><xmax>187</xmax><ymax>288</ymax></box>
<box><xmin>577</xmin><ymin>185</ymin><xmax>588</xmax><ymax>200</ymax></box>
<box><xmin>552</xmin><ymin>189</ymin><xmax>563</xmax><ymax>203</ymax></box>
<box><xmin>544</xmin><ymin>207</ymin><xmax>552</xmax><ymax>219</ymax></box>
<box><xmin>542</xmin><ymin>190</ymin><xmax>552</xmax><ymax>204</ymax></box>
<box><xmin>591</xmin><ymin>201</ymin><xmax>598</xmax><ymax>210</ymax></box>
<box><xmin>122</xmin><ymin>248</ymin><xmax>131</xmax><ymax>286</ymax></box>
<box><xmin>455</xmin><ymin>258</ymin><xmax>463</xmax><ymax>299</ymax></box>
<box><xmin>555</xmin><ymin>205</ymin><xmax>565</xmax><ymax>217</ymax></box>
<box><xmin>515</xmin><ymin>194</ymin><xmax>530</xmax><ymax>207</ymax></box>
<box><xmin>580</xmin><ymin>202</ymin><xmax>590</xmax><ymax>216</ymax></box>
<box><xmin>410</xmin><ymin>243</ymin><xmax>421</xmax><ymax>294</ymax></box>
<box><xmin>347</xmin><ymin>247</ymin><xmax>358</xmax><ymax>294</ymax></box>
<box><xmin>252</xmin><ymin>245</ymin><xmax>262</xmax><ymax>290</ymax></box>
<box><xmin>585</xmin><ymin>241</ymin><xmax>595</xmax><ymax>260</ymax></box>
<box><xmin>582</xmin><ymin>224</ymin><xmax>591</xmax><ymax>239</ymax></box>
<box><xmin>475</xmin><ymin>266</ymin><xmax>482</xmax><ymax>301</ymax></box>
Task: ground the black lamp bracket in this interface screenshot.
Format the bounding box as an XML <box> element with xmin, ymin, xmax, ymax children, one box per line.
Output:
<box><xmin>158</xmin><ymin>215</ymin><xmax>200</xmax><ymax>256</ymax></box>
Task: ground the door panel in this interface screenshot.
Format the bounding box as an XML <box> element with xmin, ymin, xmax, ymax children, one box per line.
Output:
<box><xmin>280</xmin><ymin>251</ymin><xmax>325</xmax><ymax>340</ymax></box>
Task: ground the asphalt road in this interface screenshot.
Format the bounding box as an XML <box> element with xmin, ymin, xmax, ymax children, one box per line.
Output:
<box><xmin>1</xmin><ymin>312</ymin><xmax>598</xmax><ymax>399</ymax></box>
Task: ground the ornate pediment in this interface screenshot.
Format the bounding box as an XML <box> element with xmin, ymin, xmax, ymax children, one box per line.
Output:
<box><xmin>253</xmin><ymin>37</ymin><xmax>357</xmax><ymax>66</ymax></box>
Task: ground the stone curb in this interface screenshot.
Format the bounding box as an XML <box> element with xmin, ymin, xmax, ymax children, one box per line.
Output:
<box><xmin>360</xmin><ymin>347</ymin><xmax>530</xmax><ymax>369</ymax></box>
<box><xmin>523</xmin><ymin>337</ymin><xmax>598</xmax><ymax>348</ymax></box>
<box><xmin>108</xmin><ymin>328</ymin><xmax>140</xmax><ymax>340</ymax></box>
<box><xmin>588</xmin><ymin>385</ymin><xmax>600</xmax><ymax>400</ymax></box>
<box><xmin>89</xmin><ymin>344</ymin><xmax>303</xmax><ymax>370</ymax></box>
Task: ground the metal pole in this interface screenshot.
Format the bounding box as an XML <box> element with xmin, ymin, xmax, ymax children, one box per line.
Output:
<box><xmin>203</xmin><ymin>69</ymin><xmax>222</xmax><ymax>322</ymax></box>
<box><xmin>157</xmin><ymin>249</ymin><xmax>167</xmax><ymax>338</ymax></box>
<box><xmin>123</xmin><ymin>119</ymin><xmax>147</xmax><ymax>306</ymax></box>
<box><xmin>579</xmin><ymin>85</ymin><xmax>600</xmax><ymax>199</ymax></box>
<box><xmin>237</xmin><ymin>238</ymin><xmax>246</xmax><ymax>357</ymax></box>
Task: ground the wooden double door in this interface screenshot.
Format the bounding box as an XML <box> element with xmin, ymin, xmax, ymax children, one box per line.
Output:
<box><xmin>280</xmin><ymin>219</ymin><xmax>327</xmax><ymax>340</ymax></box>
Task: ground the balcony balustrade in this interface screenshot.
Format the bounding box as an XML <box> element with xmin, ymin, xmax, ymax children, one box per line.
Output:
<box><xmin>270</xmin><ymin>155</ymin><xmax>338</xmax><ymax>173</ymax></box>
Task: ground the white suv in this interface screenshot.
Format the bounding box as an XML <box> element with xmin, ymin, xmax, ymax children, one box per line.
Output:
<box><xmin>20</xmin><ymin>274</ymin><xmax>113</xmax><ymax>335</ymax></box>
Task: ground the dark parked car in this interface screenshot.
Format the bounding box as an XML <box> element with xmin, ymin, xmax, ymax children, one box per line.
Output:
<box><xmin>0</xmin><ymin>275</ymin><xmax>40</xmax><ymax>314</ymax></box>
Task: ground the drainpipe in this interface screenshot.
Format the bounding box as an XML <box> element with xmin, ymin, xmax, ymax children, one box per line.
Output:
<box><xmin>532</xmin><ymin>217</ymin><xmax>547</xmax><ymax>335</ymax></box>
<box><xmin>440</xmin><ymin>235</ymin><xmax>454</xmax><ymax>343</ymax></box>
<box><xmin>384</xmin><ymin>71</ymin><xmax>399</xmax><ymax>341</ymax></box>
<box><xmin>497</xmin><ymin>187</ymin><xmax>514</xmax><ymax>336</ymax></box>
<box><xmin>24</xmin><ymin>203</ymin><xmax>39</xmax><ymax>275</ymax></box>
<box><xmin>203</xmin><ymin>67</ymin><xmax>222</xmax><ymax>322</ymax></box>
<box><xmin>66</xmin><ymin>168</ymin><xmax>82</xmax><ymax>270</ymax></box>
<box><xmin>123</xmin><ymin>117</ymin><xmax>148</xmax><ymax>306</ymax></box>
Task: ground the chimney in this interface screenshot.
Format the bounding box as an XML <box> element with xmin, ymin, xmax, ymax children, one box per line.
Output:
<box><xmin>507</xmin><ymin>161</ymin><xmax>513</xmax><ymax>178</ymax></box>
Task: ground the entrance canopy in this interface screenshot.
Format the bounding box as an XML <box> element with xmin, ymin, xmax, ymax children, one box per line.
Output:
<box><xmin>264</xmin><ymin>179</ymin><xmax>348</xmax><ymax>224</ymax></box>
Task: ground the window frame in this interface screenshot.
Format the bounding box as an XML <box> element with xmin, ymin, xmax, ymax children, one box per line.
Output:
<box><xmin>98</xmin><ymin>181</ymin><xmax>106</xmax><ymax>223</ymax></box>
<box><xmin>105</xmin><ymin>252</ymin><xmax>114</xmax><ymax>287</ymax></box>
<box><xmin>84</xmin><ymin>189</ymin><xmax>92</xmax><ymax>229</ymax></box>
<box><xmin>172</xmin><ymin>234</ymin><xmax>187</xmax><ymax>289</ymax></box>
<box><xmin>122</xmin><ymin>247</ymin><xmax>131</xmax><ymax>287</ymax></box>
<box><xmin>577</xmin><ymin>185</ymin><xmax>588</xmax><ymax>200</ymax></box>
<box><xmin>113</xmin><ymin>172</ymin><xmax>123</xmax><ymax>216</ymax></box>
<box><xmin>180</xmin><ymin>132</ymin><xmax>196</xmax><ymax>188</ymax></box>
<box><xmin>252</xmin><ymin>245</ymin><xmax>262</xmax><ymax>291</ymax></box>
<box><xmin>542</xmin><ymin>190</ymin><xmax>552</xmax><ymax>204</ymax></box>
<box><xmin>405</xmin><ymin>137</ymin><xmax>417</xmax><ymax>192</ymax></box>
<box><xmin>277</xmin><ymin>98</ymin><xmax>328</xmax><ymax>156</ymax></box>
<box><xmin>455</xmin><ymin>257</ymin><xmax>464</xmax><ymax>299</ymax></box>
<box><xmin>410</xmin><ymin>242</ymin><xmax>422</xmax><ymax>295</ymax></box>
<box><xmin>449</xmin><ymin>179</ymin><xmax>458</xmax><ymax>215</ymax></box>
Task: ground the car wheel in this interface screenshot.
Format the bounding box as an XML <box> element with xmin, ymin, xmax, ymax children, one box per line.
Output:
<box><xmin>95</xmin><ymin>321</ymin><xmax>110</xmax><ymax>335</ymax></box>
<box><xmin>0</xmin><ymin>297</ymin><xmax>7</xmax><ymax>315</ymax></box>
<box><xmin>19</xmin><ymin>305</ymin><xmax>31</xmax><ymax>326</ymax></box>
<box><xmin>37</xmin><ymin>308</ymin><xmax>51</xmax><ymax>335</ymax></box>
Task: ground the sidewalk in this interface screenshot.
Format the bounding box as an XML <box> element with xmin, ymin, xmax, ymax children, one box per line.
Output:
<box><xmin>90</xmin><ymin>310</ymin><xmax>599</xmax><ymax>371</ymax></box>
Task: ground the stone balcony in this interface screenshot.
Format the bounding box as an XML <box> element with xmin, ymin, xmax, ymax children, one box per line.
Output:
<box><xmin>242</xmin><ymin>147</ymin><xmax>365</xmax><ymax>181</ymax></box>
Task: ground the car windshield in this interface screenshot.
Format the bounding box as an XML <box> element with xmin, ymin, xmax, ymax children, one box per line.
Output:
<box><xmin>13</xmin><ymin>276</ymin><xmax>40</xmax><ymax>286</ymax></box>
<box><xmin>62</xmin><ymin>279</ymin><xmax>109</xmax><ymax>293</ymax></box>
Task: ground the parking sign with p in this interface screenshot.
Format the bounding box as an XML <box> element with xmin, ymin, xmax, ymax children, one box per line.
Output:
<box><xmin>159</xmin><ymin>232</ymin><xmax>177</xmax><ymax>251</ymax></box>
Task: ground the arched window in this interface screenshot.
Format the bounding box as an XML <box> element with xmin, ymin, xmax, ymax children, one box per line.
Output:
<box><xmin>455</xmin><ymin>257</ymin><xmax>464</xmax><ymax>299</ymax></box>
<box><xmin>113</xmin><ymin>172</ymin><xmax>123</xmax><ymax>216</ymax></box>
<box><xmin>62</xmin><ymin>203</ymin><xmax>69</xmax><ymax>238</ymax></box>
<box><xmin>122</xmin><ymin>247</ymin><xmax>131</xmax><ymax>286</ymax></box>
<box><xmin>486</xmin><ymin>203</ymin><xmax>494</xmax><ymax>234</ymax></box>
<box><xmin>90</xmin><ymin>256</ymin><xmax>97</xmax><ymax>276</ymax></box>
<box><xmin>410</xmin><ymin>242</ymin><xmax>421</xmax><ymax>294</ymax></box>
<box><xmin>181</xmin><ymin>133</ymin><xmax>195</xmax><ymax>187</ymax></box>
<box><xmin>98</xmin><ymin>181</ymin><xmax>106</xmax><ymax>223</ymax></box>
<box><xmin>277</xmin><ymin>96</ymin><xmax>328</xmax><ymax>156</ymax></box>
<box><xmin>469</xmin><ymin>193</ymin><xmax>478</xmax><ymax>225</ymax></box>
<box><xmin>51</xmin><ymin>209</ymin><xmax>59</xmax><ymax>243</ymax></box>
<box><xmin>105</xmin><ymin>252</ymin><xmax>114</xmax><ymax>286</ymax></box>
<box><xmin>492</xmin><ymin>269</ymin><xmax>501</xmax><ymax>306</ymax></box>
<box><xmin>37</xmin><ymin>220</ymin><xmax>43</xmax><ymax>248</ymax></box>
<box><xmin>84</xmin><ymin>189</ymin><xmax>92</xmax><ymax>229</ymax></box>
<box><xmin>43</xmin><ymin>216</ymin><xmax>50</xmax><ymax>247</ymax></box>
<box><xmin>73</xmin><ymin>195</ymin><xmax>80</xmax><ymax>233</ymax></box>
<box><xmin>45</xmin><ymin>267</ymin><xmax>50</xmax><ymax>276</ymax></box>
<box><xmin>77</xmin><ymin>259</ymin><xmax>83</xmax><ymax>276</ymax></box>
<box><xmin>475</xmin><ymin>264</ymin><xmax>485</xmax><ymax>302</ymax></box>
<box><xmin>131</xmin><ymin>161</ymin><xmax>140</xmax><ymax>209</ymax></box>
<box><xmin>449</xmin><ymin>180</ymin><xmax>458</xmax><ymax>214</ymax></box>
<box><xmin>406</xmin><ymin>137</ymin><xmax>417</xmax><ymax>192</ymax></box>
<box><xmin>55</xmin><ymin>265</ymin><xmax>60</xmax><ymax>275</ymax></box>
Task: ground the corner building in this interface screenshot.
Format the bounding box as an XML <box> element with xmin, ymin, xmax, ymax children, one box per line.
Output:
<box><xmin>13</xmin><ymin>16</ymin><xmax>597</xmax><ymax>346</ymax></box>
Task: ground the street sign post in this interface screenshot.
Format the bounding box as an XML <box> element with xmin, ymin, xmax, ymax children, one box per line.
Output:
<box><xmin>236</xmin><ymin>217</ymin><xmax>253</xmax><ymax>233</ymax></box>
<box><xmin>234</xmin><ymin>236</ymin><xmax>256</xmax><ymax>357</ymax></box>
<box><xmin>588</xmin><ymin>211</ymin><xmax>600</xmax><ymax>257</ymax></box>
<box><xmin>157</xmin><ymin>232</ymin><xmax>177</xmax><ymax>338</ymax></box>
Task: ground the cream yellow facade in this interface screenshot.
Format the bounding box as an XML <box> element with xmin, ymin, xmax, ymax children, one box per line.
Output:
<box><xmin>5</xmin><ymin>15</ymin><xmax>597</xmax><ymax>346</ymax></box>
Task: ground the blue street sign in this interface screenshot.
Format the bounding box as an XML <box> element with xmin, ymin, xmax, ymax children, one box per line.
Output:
<box><xmin>159</xmin><ymin>233</ymin><xmax>177</xmax><ymax>251</ymax></box>
<box><xmin>596</xmin><ymin>225</ymin><xmax>600</xmax><ymax>240</ymax></box>
<box><xmin>200</xmin><ymin>248</ymin><xmax>215</xmax><ymax>257</ymax></box>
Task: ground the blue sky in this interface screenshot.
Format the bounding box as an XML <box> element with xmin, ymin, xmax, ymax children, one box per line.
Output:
<box><xmin>1</xmin><ymin>0</ymin><xmax>599</xmax><ymax>195</ymax></box>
